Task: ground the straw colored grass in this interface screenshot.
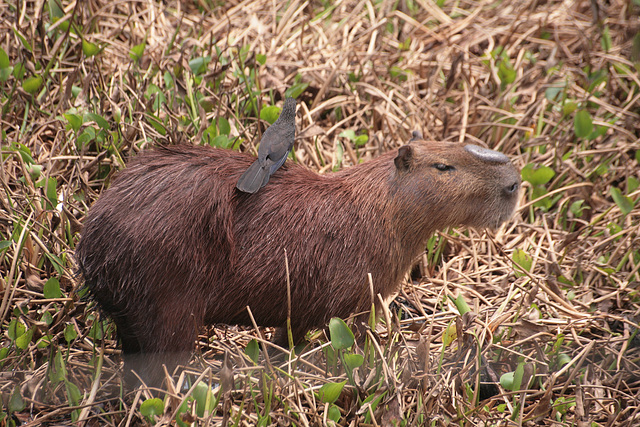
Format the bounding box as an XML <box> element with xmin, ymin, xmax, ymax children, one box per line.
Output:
<box><xmin>1</xmin><ymin>0</ymin><xmax>639</xmax><ymax>425</ymax></box>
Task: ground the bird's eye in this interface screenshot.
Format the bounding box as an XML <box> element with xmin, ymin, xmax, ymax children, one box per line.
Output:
<box><xmin>433</xmin><ymin>163</ymin><xmax>455</xmax><ymax>172</ymax></box>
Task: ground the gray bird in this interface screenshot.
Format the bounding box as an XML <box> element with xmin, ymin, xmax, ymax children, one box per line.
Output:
<box><xmin>236</xmin><ymin>97</ymin><xmax>297</xmax><ymax>194</ymax></box>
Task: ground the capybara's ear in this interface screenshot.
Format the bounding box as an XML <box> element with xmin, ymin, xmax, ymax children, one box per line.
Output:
<box><xmin>394</xmin><ymin>145</ymin><xmax>413</xmax><ymax>171</ymax></box>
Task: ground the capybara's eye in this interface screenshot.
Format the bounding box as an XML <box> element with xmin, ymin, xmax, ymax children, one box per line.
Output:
<box><xmin>433</xmin><ymin>163</ymin><xmax>455</xmax><ymax>172</ymax></box>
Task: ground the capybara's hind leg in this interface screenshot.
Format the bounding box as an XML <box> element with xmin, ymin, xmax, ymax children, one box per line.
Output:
<box><xmin>122</xmin><ymin>311</ymin><xmax>200</xmax><ymax>388</ymax></box>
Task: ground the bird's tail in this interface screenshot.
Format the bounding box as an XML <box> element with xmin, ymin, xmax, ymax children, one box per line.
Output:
<box><xmin>236</xmin><ymin>160</ymin><xmax>269</xmax><ymax>194</ymax></box>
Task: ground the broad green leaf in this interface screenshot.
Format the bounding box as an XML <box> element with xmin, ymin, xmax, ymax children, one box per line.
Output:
<box><xmin>342</xmin><ymin>353</ymin><xmax>364</xmax><ymax>372</ymax></box>
<box><xmin>256</xmin><ymin>53</ymin><xmax>267</xmax><ymax>65</ymax></box>
<box><xmin>49</xmin><ymin>349</ymin><xmax>67</xmax><ymax>383</ymax></box>
<box><xmin>193</xmin><ymin>383</ymin><xmax>215</xmax><ymax>417</ymax></box>
<box><xmin>328</xmin><ymin>317</ymin><xmax>354</xmax><ymax>350</ymax></box>
<box><xmin>285</xmin><ymin>82</ymin><xmax>309</xmax><ymax>99</ymax></box>
<box><xmin>327</xmin><ymin>404</ymin><xmax>341</xmax><ymax>423</ymax></box>
<box><xmin>0</xmin><ymin>47</ymin><xmax>9</xmax><ymax>68</ymax></box>
<box><xmin>65</xmin><ymin>379</ymin><xmax>82</xmax><ymax>406</ymax></box>
<box><xmin>43</xmin><ymin>277</ymin><xmax>61</xmax><ymax>299</ymax></box>
<box><xmin>83</xmin><ymin>113</ymin><xmax>109</xmax><ymax>130</ymax></box>
<box><xmin>140</xmin><ymin>397</ymin><xmax>164</xmax><ymax>418</ymax></box>
<box><xmin>9</xmin><ymin>386</ymin><xmax>26</xmax><ymax>413</ymax></box>
<box><xmin>260</xmin><ymin>105</ymin><xmax>281</xmax><ymax>125</ymax></box>
<box><xmin>338</xmin><ymin>129</ymin><xmax>356</xmax><ymax>141</ymax></box>
<box><xmin>545</xmin><ymin>85</ymin><xmax>564</xmax><ymax>101</ymax></box>
<box><xmin>23</xmin><ymin>75</ymin><xmax>43</xmax><ymax>94</ymax></box>
<box><xmin>129</xmin><ymin>42</ymin><xmax>146</xmax><ymax>62</ymax></box>
<box><xmin>562</xmin><ymin>101</ymin><xmax>577</xmax><ymax>116</ymax></box>
<box><xmin>244</xmin><ymin>339</ymin><xmax>259</xmax><ymax>364</ymax></box>
<box><xmin>63</xmin><ymin>113</ymin><xmax>83</xmax><ymax>132</ymax></box>
<box><xmin>610</xmin><ymin>187</ymin><xmax>633</xmax><ymax>216</ymax></box>
<box><xmin>454</xmin><ymin>294</ymin><xmax>471</xmax><ymax>315</ymax></box>
<box><xmin>188</xmin><ymin>56</ymin><xmax>211</xmax><ymax>75</ymax></box>
<box><xmin>64</xmin><ymin>323</ymin><xmax>77</xmax><ymax>343</ymax></box>
<box><xmin>317</xmin><ymin>380</ymin><xmax>346</xmax><ymax>404</ymax></box>
<box><xmin>521</xmin><ymin>164</ymin><xmax>555</xmax><ymax>186</ymax></box>
<box><xmin>82</xmin><ymin>39</ymin><xmax>100</xmax><ymax>57</ymax></box>
<box><xmin>217</xmin><ymin>117</ymin><xmax>231</xmax><ymax>136</ymax></box>
<box><xmin>7</xmin><ymin>319</ymin><xmax>26</xmax><ymax>341</ymax></box>
<box><xmin>574</xmin><ymin>110</ymin><xmax>593</xmax><ymax>138</ymax></box>
<box><xmin>354</xmin><ymin>134</ymin><xmax>368</xmax><ymax>146</ymax></box>
<box><xmin>0</xmin><ymin>47</ymin><xmax>12</xmax><ymax>82</ymax></box>
<box><xmin>513</xmin><ymin>248</ymin><xmax>532</xmax><ymax>276</ymax></box>
<box><xmin>15</xmin><ymin>327</ymin><xmax>33</xmax><ymax>350</ymax></box>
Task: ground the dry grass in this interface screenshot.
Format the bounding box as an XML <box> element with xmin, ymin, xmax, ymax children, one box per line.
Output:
<box><xmin>1</xmin><ymin>0</ymin><xmax>640</xmax><ymax>425</ymax></box>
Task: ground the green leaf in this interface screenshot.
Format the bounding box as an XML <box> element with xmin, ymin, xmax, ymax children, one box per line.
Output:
<box><xmin>63</xmin><ymin>113</ymin><xmax>83</xmax><ymax>132</ymax></box>
<box><xmin>628</xmin><ymin>176</ymin><xmax>639</xmax><ymax>194</ymax></box>
<box><xmin>217</xmin><ymin>117</ymin><xmax>231</xmax><ymax>136</ymax></box>
<box><xmin>13</xmin><ymin>28</ymin><xmax>32</xmax><ymax>52</ymax></box>
<box><xmin>260</xmin><ymin>105</ymin><xmax>281</xmax><ymax>125</ymax></box>
<box><xmin>13</xmin><ymin>62</ymin><xmax>25</xmax><ymax>80</ymax></box>
<box><xmin>284</xmin><ymin>82</ymin><xmax>309</xmax><ymax>99</ymax></box>
<box><xmin>145</xmin><ymin>114</ymin><xmax>167</xmax><ymax>136</ymax></box>
<box><xmin>256</xmin><ymin>53</ymin><xmax>267</xmax><ymax>65</ymax></box>
<box><xmin>64</xmin><ymin>323</ymin><xmax>77</xmax><ymax>343</ymax></box>
<box><xmin>327</xmin><ymin>404</ymin><xmax>341</xmax><ymax>423</ymax></box>
<box><xmin>454</xmin><ymin>294</ymin><xmax>471</xmax><ymax>315</ymax></box>
<box><xmin>37</xmin><ymin>334</ymin><xmax>53</xmax><ymax>348</ymax></box>
<box><xmin>49</xmin><ymin>349</ymin><xmax>67</xmax><ymax>383</ymax></box>
<box><xmin>497</xmin><ymin>60</ymin><xmax>516</xmax><ymax>86</ymax></box>
<box><xmin>8</xmin><ymin>386</ymin><xmax>26</xmax><ymax>413</ymax></box>
<box><xmin>140</xmin><ymin>398</ymin><xmax>165</xmax><ymax>419</ymax></box>
<box><xmin>610</xmin><ymin>187</ymin><xmax>633</xmax><ymax>216</ymax></box>
<box><xmin>521</xmin><ymin>164</ymin><xmax>555</xmax><ymax>186</ymax></box>
<box><xmin>562</xmin><ymin>101</ymin><xmax>577</xmax><ymax>116</ymax></box>
<box><xmin>545</xmin><ymin>85</ymin><xmax>564</xmax><ymax>102</ymax></box>
<box><xmin>7</xmin><ymin>319</ymin><xmax>26</xmax><ymax>341</ymax></box>
<box><xmin>245</xmin><ymin>339</ymin><xmax>259</xmax><ymax>364</ymax></box>
<box><xmin>15</xmin><ymin>327</ymin><xmax>33</xmax><ymax>350</ymax></box>
<box><xmin>0</xmin><ymin>47</ymin><xmax>12</xmax><ymax>82</ymax></box>
<box><xmin>574</xmin><ymin>110</ymin><xmax>593</xmax><ymax>138</ymax></box>
<box><xmin>192</xmin><ymin>383</ymin><xmax>215</xmax><ymax>417</ymax></box>
<box><xmin>45</xmin><ymin>177</ymin><xmax>58</xmax><ymax>208</ymax></box>
<box><xmin>601</xmin><ymin>25</ymin><xmax>612</xmax><ymax>52</ymax></box>
<box><xmin>631</xmin><ymin>32</ymin><xmax>640</xmax><ymax>62</ymax></box>
<box><xmin>500</xmin><ymin>362</ymin><xmax>524</xmax><ymax>391</ymax></box>
<box><xmin>22</xmin><ymin>75</ymin><xmax>43</xmax><ymax>94</ymax></box>
<box><xmin>0</xmin><ymin>240</ymin><xmax>11</xmax><ymax>251</ymax></box>
<box><xmin>342</xmin><ymin>353</ymin><xmax>364</xmax><ymax>372</ymax></box>
<box><xmin>354</xmin><ymin>134</ymin><xmax>369</xmax><ymax>147</ymax></box>
<box><xmin>43</xmin><ymin>277</ymin><xmax>61</xmax><ymax>299</ymax></box>
<box><xmin>0</xmin><ymin>47</ymin><xmax>9</xmax><ymax>69</ymax></box>
<box><xmin>338</xmin><ymin>129</ymin><xmax>356</xmax><ymax>141</ymax></box>
<box><xmin>129</xmin><ymin>42</ymin><xmax>146</xmax><ymax>62</ymax></box>
<box><xmin>317</xmin><ymin>380</ymin><xmax>346</xmax><ymax>404</ymax></box>
<box><xmin>328</xmin><ymin>318</ymin><xmax>354</xmax><ymax>350</ymax></box>
<box><xmin>82</xmin><ymin>39</ymin><xmax>100</xmax><ymax>57</ymax></box>
<box><xmin>188</xmin><ymin>56</ymin><xmax>211</xmax><ymax>75</ymax></box>
<box><xmin>65</xmin><ymin>379</ymin><xmax>82</xmax><ymax>406</ymax></box>
<box><xmin>512</xmin><ymin>249</ymin><xmax>532</xmax><ymax>277</ymax></box>
<box><xmin>83</xmin><ymin>112</ymin><xmax>109</xmax><ymax>130</ymax></box>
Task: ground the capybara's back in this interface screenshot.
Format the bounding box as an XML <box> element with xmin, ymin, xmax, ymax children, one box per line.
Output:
<box><xmin>76</xmin><ymin>140</ymin><xmax>520</xmax><ymax>386</ymax></box>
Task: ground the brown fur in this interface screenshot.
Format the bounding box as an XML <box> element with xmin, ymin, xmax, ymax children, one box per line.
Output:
<box><xmin>75</xmin><ymin>140</ymin><xmax>520</xmax><ymax>385</ymax></box>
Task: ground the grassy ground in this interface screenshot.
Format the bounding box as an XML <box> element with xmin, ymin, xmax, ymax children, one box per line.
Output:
<box><xmin>1</xmin><ymin>0</ymin><xmax>640</xmax><ymax>425</ymax></box>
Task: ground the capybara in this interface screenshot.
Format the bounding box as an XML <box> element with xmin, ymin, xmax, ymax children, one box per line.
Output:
<box><xmin>75</xmin><ymin>138</ymin><xmax>520</xmax><ymax>386</ymax></box>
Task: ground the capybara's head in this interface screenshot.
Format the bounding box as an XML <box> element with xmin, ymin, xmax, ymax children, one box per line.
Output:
<box><xmin>392</xmin><ymin>140</ymin><xmax>520</xmax><ymax>231</ymax></box>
